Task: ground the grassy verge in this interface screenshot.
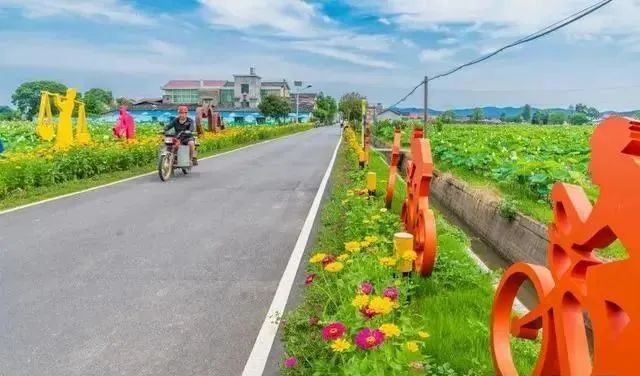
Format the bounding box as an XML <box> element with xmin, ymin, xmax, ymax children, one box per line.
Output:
<box><xmin>280</xmin><ymin>129</ymin><xmax>538</xmax><ymax>375</ymax></box>
<box><xmin>0</xmin><ymin>125</ymin><xmax>311</xmax><ymax>211</ymax></box>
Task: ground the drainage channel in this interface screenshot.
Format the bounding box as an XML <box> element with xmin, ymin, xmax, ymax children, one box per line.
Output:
<box><xmin>429</xmin><ymin>194</ymin><xmax>540</xmax><ymax>310</ymax></box>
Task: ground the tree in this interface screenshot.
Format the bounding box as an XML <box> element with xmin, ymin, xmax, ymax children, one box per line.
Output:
<box><xmin>574</xmin><ymin>103</ymin><xmax>599</xmax><ymax>120</ymax></box>
<box><xmin>439</xmin><ymin>110</ymin><xmax>456</xmax><ymax>124</ymax></box>
<box><xmin>11</xmin><ymin>80</ymin><xmax>67</xmax><ymax>120</ymax></box>
<box><xmin>471</xmin><ymin>108</ymin><xmax>484</xmax><ymax>123</ymax></box>
<box><xmin>569</xmin><ymin>113</ymin><xmax>590</xmax><ymax>125</ymax></box>
<box><xmin>531</xmin><ymin>110</ymin><xmax>550</xmax><ymax>125</ymax></box>
<box><xmin>635</xmin><ymin>112</ymin><xmax>640</xmax><ymax>120</ymax></box>
<box><xmin>0</xmin><ymin>106</ymin><xmax>20</xmax><ymax>120</ymax></box>
<box><xmin>339</xmin><ymin>92</ymin><xmax>365</xmax><ymax>122</ymax></box>
<box><xmin>548</xmin><ymin>112</ymin><xmax>567</xmax><ymax>125</ymax></box>
<box><xmin>312</xmin><ymin>92</ymin><xmax>338</xmax><ymax>125</ymax></box>
<box><xmin>84</xmin><ymin>88</ymin><xmax>114</xmax><ymax>115</ymax></box>
<box><xmin>258</xmin><ymin>94</ymin><xmax>291</xmax><ymax>122</ymax></box>
<box><xmin>499</xmin><ymin>112</ymin><xmax>506</xmax><ymax>122</ymax></box>
<box><xmin>115</xmin><ymin>97</ymin><xmax>134</xmax><ymax>108</ymax></box>
<box><xmin>521</xmin><ymin>104</ymin><xmax>532</xmax><ymax>123</ymax></box>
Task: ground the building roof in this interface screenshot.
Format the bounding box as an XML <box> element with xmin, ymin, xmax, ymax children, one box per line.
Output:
<box><xmin>262</xmin><ymin>80</ymin><xmax>290</xmax><ymax>90</ymax></box>
<box><xmin>162</xmin><ymin>80</ymin><xmax>228</xmax><ymax>89</ymax></box>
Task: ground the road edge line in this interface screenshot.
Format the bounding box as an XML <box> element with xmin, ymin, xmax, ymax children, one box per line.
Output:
<box><xmin>0</xmin><ymin>128</ymin><xmax>316</xmax><ymax>216</ymax></box>
<box><xmin>241</xmin><ymin>135</ymin><xmax>342</xmax><ymax>376</ymax></box>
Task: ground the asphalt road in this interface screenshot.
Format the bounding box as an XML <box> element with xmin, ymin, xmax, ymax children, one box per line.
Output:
<box><xmin>0</xmin><ymin>126</ymin><xmax>340</xmax><ymax>376</ymax></box>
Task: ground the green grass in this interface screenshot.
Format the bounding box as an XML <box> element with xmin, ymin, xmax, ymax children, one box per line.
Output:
<box><xmin>0</xmin><ymin>128</ymin><xmax>309</xmax><ymax>211</ymax></box>
<box><xmin>280</xmin><ymin>135</ymin><xmax>538</xmax><ymax>375</ymax></box>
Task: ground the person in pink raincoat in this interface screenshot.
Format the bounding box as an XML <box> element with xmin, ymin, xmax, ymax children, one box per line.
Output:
<box><xmin>113</xmin><ymin>106</ymin><xmax>135</xmax><ymax>139</ymax></box>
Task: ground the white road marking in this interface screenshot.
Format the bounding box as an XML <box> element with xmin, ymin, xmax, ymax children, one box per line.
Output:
<box><xmin>0</xmin><ymin>129</ymin><xmax>314</xmax><ymax>216</ymax></box>
<box><xmin>373</xmin><ymin>151</ymin><xmax>528</xmax><ymax>313</ymax></box>
<box><xmin>241</xmin><ymin>135</ymin><xmax>342</xmax><ymax>376</ymax></box>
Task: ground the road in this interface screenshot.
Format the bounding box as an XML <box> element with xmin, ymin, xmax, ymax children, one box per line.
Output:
<box><xmin>0</xmin><ymin>126</ymin><xmax>340</xmax><ymax>376</ymax></box>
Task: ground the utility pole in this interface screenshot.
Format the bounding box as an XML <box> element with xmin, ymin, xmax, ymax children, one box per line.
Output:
<box><xmin>423</xmin><ymin>76</ymin><xmax>429</xmax><ymax>133</ymax></box>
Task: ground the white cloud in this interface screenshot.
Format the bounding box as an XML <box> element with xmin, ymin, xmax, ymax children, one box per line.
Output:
<box><xmin>419</xmin><ymin>48</ymin><xmax>456</xmax><ymax>62</ymax></box>
<box><xmin>349</xmin><ymin>0</ymin><xmax>640</xmax><ymax>41</ymax></box>
<box><xmin>290</xmin><ymin>42</ymin><xmax>395</xmax><ymax>69</ymax></box>
<box><xmin>401</xmin><ymin>38</ymin><xmax>417</xmax><ymax>48</ymax></box>
<box><xmin>0</xmin><ymin>0</ymin><xmax>154</xmax><ymax>25</ymax></box>
<box><xmin>438</xmin><ymin>37</ymin><xmax>458</xmax><ymax>45</ymax></box>
<box><xmin>198</xmin><ymin>0</ymin><xmax>317</xmax><ymax>36</ymax></box>
<box><xmin>378</xmin><ymin>17</ymin><xmax>390</xmax><ymax>25</ymax></box>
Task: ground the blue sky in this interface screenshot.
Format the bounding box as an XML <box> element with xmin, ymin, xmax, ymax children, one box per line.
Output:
<box><xmin>0</xmin><ymin>0</ymin><xmax>638</xmax><ymax>111</ymax></box>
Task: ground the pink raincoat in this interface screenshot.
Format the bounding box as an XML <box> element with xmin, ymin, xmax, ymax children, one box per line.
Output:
<box><xmin>113</xmin><ymin>106</ymin><xmax>135</xmax><ymax>139</ymax></box>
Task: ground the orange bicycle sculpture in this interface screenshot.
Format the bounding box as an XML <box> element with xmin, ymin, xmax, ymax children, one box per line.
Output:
<box><xmin>491</xmin><ymin>116</ymin><xmax>640</xmax><ymax>376</ymax></box>
<box><xmin>401</xmin><ymin>128</ymin><xmax>436</xmax><ymax>276</ymax></box>
<box><xmin>385</xmin><ymin>128</ymin><xmax>401</xmax><ymax>209</ymax></box>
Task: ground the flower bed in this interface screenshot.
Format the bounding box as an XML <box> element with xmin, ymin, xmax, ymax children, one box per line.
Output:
<box><xmin>280</xmin><ymin>128</ymin><xmax>538</xmax><ymax>375</ymax></box>
<box><xmin>0</xmin><ymin>124</ymin><xmax>311</xmax><ymax>200</ymax></box>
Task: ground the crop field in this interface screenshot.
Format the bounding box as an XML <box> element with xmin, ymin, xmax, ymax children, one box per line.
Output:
<box><xmin>374</xmin><ymin>121</ymin><xmax>595</xmax><ymax>207</ymax></box>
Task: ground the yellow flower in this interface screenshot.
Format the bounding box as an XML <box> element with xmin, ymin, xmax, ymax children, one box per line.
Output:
<box><xmin>379</xmin><ymin>257</ymin><xmax>397</xmax><ymax>267</ymax></box>
<box><xmin>394</xmin><ymin>279</ymin><xmax>403</xmax><ymax>287</ymax></box>
<box><xmin>406</xmin><ymin>341</ymin><xmax>419</xmax><ymax>353</ymax></box>
<box><xmin>345</xmin><ymin>241</ymin><xmax>361</xmax><ymax>253</ymax></box>
<box><xmin>379</xmin><ymin>323</ymin><xmax>401</xmax><ymax>338</ymax></box>
<box><xmin>401</xmin><ymin>250</ymin><xmax>418</xmax><ymax>261</ymax></box>
<box><xmin>360</xmin><ymin>240</ymin><xmax>371</xmax><ymax>249</ymax></box>
<box><xmin>347</xmin><ymin>190</ymin><xmax>355</xmax><ymax>197</ymax></box>
<box><xmin>379</xmin><ymin>208</ymin><xmax>388</xmax><ymax>213</ymax></box>
<box><xmin>337</xmin><ymin>254</ymin><xmax>350</xmax><ymax>261</ymax></box>
<box><xmin>310</xmin><ymin>253</ymin><xmax>327</xmax><ymax>264</ymax></box>
<box><xmin>324</xmin><ymin>262</ymin><xmax>344</xmax><ymax>273</ymax></box>
<box><xmin>352</xmin><ymin>294</ymin><xmax>370</xmax><ymax>309</ymax></box>
<box><xmin>371</xmin><ymin>215</ymin><xmax>381</xmax><ymax>221</ymax></box>
<box><xmin>364</xmin><ymin>235</ymin><xmax>378</xmax><ymax>244</ymax></box>
<box><xmin>418</xmin><ymin>331</ymin><xmax>430</xmax><ymax>339</ymax></box>
<box><xmin>368</xmin><ymin>296</ymin><xmax>394</xmax><ymax>315</ymax></box>
<box><xmin>331</xmin><ymin>338</ymin><xmax>352</xmax><ymax>353</ymax></box>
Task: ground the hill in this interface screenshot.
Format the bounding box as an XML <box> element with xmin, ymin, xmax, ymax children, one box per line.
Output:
<box><xmin>393</xmin><ymin>106</ymin><xmax>639</xmax><ymax>119</ymax></box>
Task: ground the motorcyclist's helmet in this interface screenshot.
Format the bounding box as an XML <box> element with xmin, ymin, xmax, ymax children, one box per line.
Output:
<box><xmin>178</xmin><ymin>105</ymin><xmax>188</xmax><ymax>114</ymax></box>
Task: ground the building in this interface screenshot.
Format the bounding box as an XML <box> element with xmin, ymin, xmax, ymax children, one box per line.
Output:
<box><xmin>161</xmin><ymin>68</ymin><xmax>291</xmax><ymax>109</ymax></box>
<box><xmin>377</xmin><ymin>108</ymin><xmax>403</xmax><ymax>121</ymax></box>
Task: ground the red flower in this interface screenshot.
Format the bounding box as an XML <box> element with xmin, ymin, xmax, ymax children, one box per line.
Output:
<box><xmin>321</xmin><ymin>322</ymin><xmax>347</xmax><ymax>341</ymax></box>
<box><xmin>322</xmin><ymin>255</ymin><xmax>337</xmax><ymax>266</ymax></box>
<box><xmin>383</xmin><ymin>287</ymin><xmax>399</xmax><ymax>301</ymax></box>
<box><xmin>355</xmin><ymin>328</ymin><xmax>385</xmax><ymax>349</ymax></box>
<box><xmin>359</xmin><ymin>281</ymin><xmax>374</xmax><ymax>295</ymax></box>
<box><xmin>359</xmin><ymin>306</ymin><xmax>378</xmax><ymax>319</ymax></box>
<box><xmin>305</xmin><ymin>273</ymin><xmax>316</xmax><ymax>286</ymax></box>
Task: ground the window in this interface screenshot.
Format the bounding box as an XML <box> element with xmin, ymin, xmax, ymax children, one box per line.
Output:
<box><xmin>241</xmin><ymin>84</ymin><xmax>249</xmax><ymax>94</ymax></box>
<box><xmin>221</xmin><ymin>89</ymin><xmax>234</xmax><ymax>105</ymax></box>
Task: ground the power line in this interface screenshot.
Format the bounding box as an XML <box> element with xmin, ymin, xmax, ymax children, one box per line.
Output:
<box><xmin>430</xmin><ymin>0</ymin><xmax>613</xmax><ymax>81</ymax></box>
<box><xmin>387</xmin><ymin>0</ymin><xmax>614</xmax><ymax>108</ymax></box>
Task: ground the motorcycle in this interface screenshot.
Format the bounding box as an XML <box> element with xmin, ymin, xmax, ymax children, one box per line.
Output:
<box><xmin>158</xmin><ymin>130</ymin><xmax>198</xmax><ymax>181</ymax></box>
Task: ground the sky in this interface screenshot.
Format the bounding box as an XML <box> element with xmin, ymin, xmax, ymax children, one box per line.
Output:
<box><xmin>0</xmin><ymin>0</ymin><xmax>638</xmax><ymax>111</ymax></box>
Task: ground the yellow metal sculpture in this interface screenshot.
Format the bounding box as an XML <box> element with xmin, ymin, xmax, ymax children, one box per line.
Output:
<box><xmin>52</xmin><ymin>88</ymin><xmax>77</xmax><ymax>149</ymax></box>
<box><xmin>36</xmin><ymin>88</ymin><xmax>91</xmax><ymax>148</ymax></box>
<box><xmin>36</xmin><ymin>92</ymin><xmax>55</xmax><ymax>141</ymax></box>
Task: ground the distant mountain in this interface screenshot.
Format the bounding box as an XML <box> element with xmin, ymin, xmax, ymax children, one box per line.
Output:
<box><xmin>393</xmin><ymin>106</ymin><xmax>639</xmax><ymax>119</ymax></box>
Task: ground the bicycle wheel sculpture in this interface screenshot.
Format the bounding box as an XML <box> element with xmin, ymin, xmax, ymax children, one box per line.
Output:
<box><xmin>401</xmin><ymin>128</ymin><xmax>437</xmax><ymax>276</ymax></box>
<box><xmin>491</xmin><ymin>116</ymin><xmax>640</xmax><ymax>376</ymax></box>
<box><xmin>385</xmin><ymin>128</ymin><xmax>401</xmax><ymax>209</ymax></box>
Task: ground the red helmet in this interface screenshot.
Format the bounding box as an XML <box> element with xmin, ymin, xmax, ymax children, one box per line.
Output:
<box><xmin>177</xmin><ymin>105</ymin><xmax>188</xmax><ymax>114</ymax></box>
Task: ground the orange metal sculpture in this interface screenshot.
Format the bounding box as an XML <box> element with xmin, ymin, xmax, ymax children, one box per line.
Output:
<box><xmin>401</xmin><ymin>128</ymin><xmax>437</xmax><ymax>276</ymax></box>
<box><xmin>385</xmin><ymin>128</ymin><xmax>402</xmax><ymax>209</ymax></box>
<box><xmin>491</xmin><ymin>116</ymin><xmax>640</xmax><ymax>376</ymax></box>
<box><xmin>195</xmin><ymin>104</ymin><xmax>224</xmax><ymax>135</ymax></box>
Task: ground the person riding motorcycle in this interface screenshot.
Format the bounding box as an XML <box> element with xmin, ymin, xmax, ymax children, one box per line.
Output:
<box><xmin>164</xmin><ymin>105</ymin><xmax>197</xmax><ymax>166</ymax></box>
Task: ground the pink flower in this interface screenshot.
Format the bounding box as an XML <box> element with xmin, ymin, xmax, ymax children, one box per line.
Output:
<box><xmin>359</xmin><ymin>281</ymin><xmax>374</xmax><ymax>295</ymax></box>
<box><xmin>305</xmin><ymin>273</ymin><xmax>316</xmax><ymax>286</ymax></box>
<box><xmin>308</xmin><ymin>316</ymin><xmax>319</xmax><ymax>326</ymax></box>
<box><xmin>322</xmin><ymin>255</ymin><xmax>337</xmax><ymax>266</ymax></box>
<box><xmin>355</xmin><ymin>328</ymin><xmax>385</xmax><ymax>350</ymax></box>
<box><xmin>322</xmin><ymin>322</ymin><xmax>346</xmax><ymax>341</ymax></box>
<box><xmin>359</xmin><ymin>306</ymin><xmax>378</xmax><ymax>319</ymax></box>
<box><xmin>383</xmin><ymin>287</ymin><xmax>399</xmax><ymax>301</ymax></box>
<box><xmin>284</xmin><ymin>356</ymin><xmax>297</xmax><ymax>368</ymax></box>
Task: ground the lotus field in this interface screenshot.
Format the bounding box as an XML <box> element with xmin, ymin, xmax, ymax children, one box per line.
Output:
<box><xmin>374</xmin><ymin>121</ymin><xmax>595</xmax><ymax>205</ymax></box>
<box><xmin>0</xmin><ymin>120</ymin><xmax>311</xmax><ymax>201</ymax></box>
